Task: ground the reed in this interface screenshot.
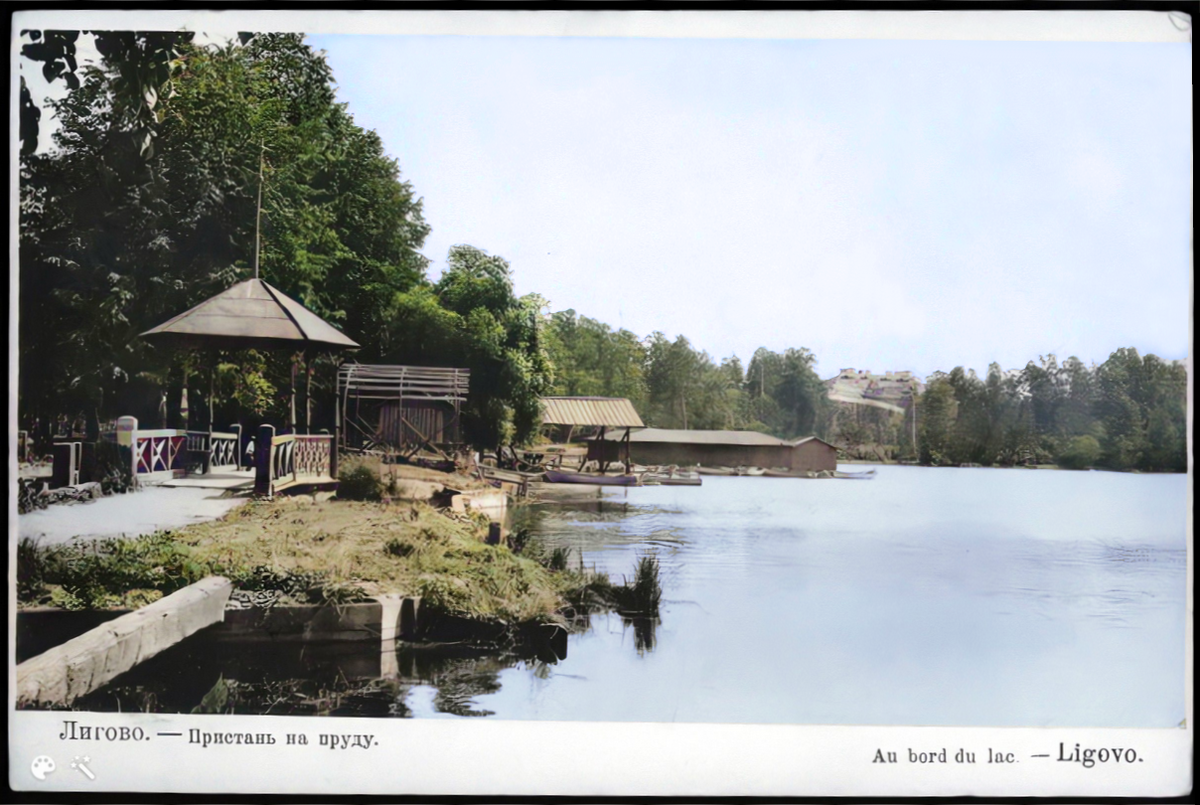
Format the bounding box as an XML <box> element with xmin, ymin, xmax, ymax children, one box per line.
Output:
<box><xmin>611</xmin><ymin>553</ymin><xmax>662</xmax><ymax>617</ymax></box>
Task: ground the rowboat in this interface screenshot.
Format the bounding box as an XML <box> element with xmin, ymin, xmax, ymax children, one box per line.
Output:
<box><xmin>643</xmin><ymin>471</ymin><xmax>702</xmax><ymax>486</ymax></box>
<box><xmin>696</xmin><ymin>466</ymin><xmax>735</xmax><ymax>476</ymax></box>
<box><xmin>763</xmin><ymin>468</ymin><xmax>817</xmax><ymax>478</ymax></box>
<box><xmin>542</xmin><ymin>469</ymin><xmax>641</xmax><ymax>486</ymax></box>
<box><xmin>735</xmin><ymin>466</ymin><xmax>766</xmax><ymax>476</ymax></box>
<box><xmin>762</xmin><ymin>468</ymin><xmax>876</xmax><ymax>479</ymax></box>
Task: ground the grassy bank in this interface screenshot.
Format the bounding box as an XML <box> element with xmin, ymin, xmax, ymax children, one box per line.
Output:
<box><xmin>20</xmin><ymin>499</ymin><xmax>564</xmax><ymax>622</ymax></box>
<box><xmin>18</xmin><ymin>496</ymin><xmax>658</xmax><ymax>629</ymax></box>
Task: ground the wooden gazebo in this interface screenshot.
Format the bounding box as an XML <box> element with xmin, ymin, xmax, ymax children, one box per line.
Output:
<box><xmin>141</xmin><ymin>278</ymin><xmax>359</xmax><ymax>494</ymax></box>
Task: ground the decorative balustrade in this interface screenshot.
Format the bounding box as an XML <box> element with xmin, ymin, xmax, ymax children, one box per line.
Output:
<box><xmin>255</xmin><ymin>425</ymin><xmax>336</xmax><ymax>496</ymax></box>
<box><xmin>116</xmin><ymin>417</ymin><xmax>245</xmax><ymax>485</ymax></box>
<box><xmin>185</xmin><ymin>427</ymin><xmax>243</xmax><ymax>472</ymax></box>
<box><xmin>132</xmin><ymin>428</ymin><xmax>188</xmax><ymax>481</ymax></box>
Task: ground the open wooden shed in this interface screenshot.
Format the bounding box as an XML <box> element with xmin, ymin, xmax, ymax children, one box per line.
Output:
<box><xmin>540</xmin><ymin>396</ymin><xmax>645</xmax><ymax>471</ymax></box>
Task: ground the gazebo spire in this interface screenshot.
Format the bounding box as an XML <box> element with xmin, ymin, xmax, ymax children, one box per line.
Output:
<box><xmin>254</xmin><ymin>141</ymin><xmax>265</xmax><ymax>280</ymax></box>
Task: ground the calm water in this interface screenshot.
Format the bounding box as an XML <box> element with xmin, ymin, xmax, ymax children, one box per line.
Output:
<box><xmin>79</xmin><ymin>465</ymin><xmax>1188</xmax><ymax>726</ymax></box>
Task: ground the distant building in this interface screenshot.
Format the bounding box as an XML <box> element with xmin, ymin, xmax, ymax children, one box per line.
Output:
<box><xmin>825</xmin><ymin>368</ymin><xmax>924</xmax><ymax>412</ymax></box>
<box><xmin>589</xmin><ymin>428</ymin><xmax>837</xmax><ymax>472</ymax></box>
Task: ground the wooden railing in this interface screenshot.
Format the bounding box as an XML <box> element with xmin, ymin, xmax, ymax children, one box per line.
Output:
<box><xmin>255</xmin><ymin>425</ymin><xmax>336</xmax><ymax>496</ymax></box>
<box><xmin>118</xmin><ymin>417</ymin><xmax>246</xmax><ymax>484</ymax></box>
<box><xmin>132</xmin><ymin>429</ymin><xmax>188</xmax><ymax>480</ymax></box>
<box><xmin>185</xmin><ymin>427</ymin><xmax>242</xmax><ymax>473</ymax></box>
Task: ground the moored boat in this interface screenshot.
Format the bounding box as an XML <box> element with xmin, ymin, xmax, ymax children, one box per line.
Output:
<box><xmin>542</xmin><ymin>469</ymin><xmax>641</xmax><ymax>486</ymax></box>
<box><xmin>735</xmin><ymin>466</ymin><xmax>766</xmax><ymax>476</ymax></box>
<box><xmin>643</xmin><ymin>471</ymin><xmax>702</xmax><ymax>486</ymax></box>
<box><xmin>762</xmin><ymin>468</ymin><xmax>876</xmax><ymax>479</ymax></box>
<box><xmin>697</xmin><ymin>466</ymin><xmax>735</xmax><ymax>476</ymax></box>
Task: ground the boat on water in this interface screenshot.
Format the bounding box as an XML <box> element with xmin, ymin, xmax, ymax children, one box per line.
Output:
<box><xmin>542</xmin><ymin>469</ymin><xmax>641</xmax><ymax>486</ymax></box>
<box><xmin>696</xmin><ymin>466</ymin><xmax>736</xmax><ymax>476</ymax></box>
<box><xmin>762</xmin><ymin>468</ymin><xmax>877</xmax><ymax>479</ymax></box>
<box><xmin>735</xmin><ymin>466</ymin><xmax>766</xmax><ymax>476</ymax></box>
<box><xmin>643</xmin><ymin>471</ymin><xmax>702</xmax><ymax>486</ymax></box>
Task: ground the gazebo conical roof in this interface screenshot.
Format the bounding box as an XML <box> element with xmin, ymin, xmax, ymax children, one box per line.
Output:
<box><xmin>141</xmin><ymin>278</ymin><xmax>359</xmax><ymax>352</ymax></box>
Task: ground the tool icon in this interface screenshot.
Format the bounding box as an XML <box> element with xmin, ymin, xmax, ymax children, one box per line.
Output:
<box><xmin>70</xmin><ymin>756</ymin><xmax>95</xmax><ymax>780</ymax></box>
<box><xmin>30</xmin><ymin>756</ymin><xmax>55</xmax><ymax>781</ymax></box>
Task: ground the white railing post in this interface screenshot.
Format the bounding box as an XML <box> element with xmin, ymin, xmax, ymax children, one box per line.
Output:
<box><xmin>117</xmin><ymin>416</ymin><xmax>139</xmax><ymax>488</ymax></box>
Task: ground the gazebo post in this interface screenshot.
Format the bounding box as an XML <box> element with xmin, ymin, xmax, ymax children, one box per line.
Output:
<box><xmin>289</xmin><ymin>352</ymin><xmax>298</xmax><ymax>434</ymax></box>
<box><xmin>205</xmin><ymin>351</ymin><xmax>215</xmax><ymax>474</ymax></box>
<box><xmin>305</xmin><ymin>348</ymin><xmax>314</xmax><ymax>435</ymax></box>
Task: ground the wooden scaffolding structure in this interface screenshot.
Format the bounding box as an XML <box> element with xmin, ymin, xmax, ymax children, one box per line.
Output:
<box><xmin>337</xmin><ymin>364</ymin><xmax>470</xmax><ymax>461</ymax></box>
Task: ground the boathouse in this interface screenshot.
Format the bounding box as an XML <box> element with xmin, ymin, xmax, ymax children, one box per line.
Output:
<box><xmin>540</xmin><ymin>396</ymin><xmax>645</xmax><ymax>471</ymax></box>
<box><xmin>589</xmin><ymin>428</ymin><xmax>838</xmax><ymax>472</ymax></box>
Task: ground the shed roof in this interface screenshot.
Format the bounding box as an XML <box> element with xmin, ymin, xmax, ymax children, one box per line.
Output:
<box><xmin>141</xmin><ymin>278</ymin><xmax>360</xmax><ymax>351</ymax></box>
<box><xmin>540</xmin><ymin>397</ymin><xmax>645</xmax><ymax>428</ymax></box>
<box><xmin>600</xmin><ymin>427</ymin><xmax>790</xmax><ymax>446</ymax></box>
<box><xmin>788</xmin><ymin>435</ymin><xmax>840</xmax><ymax>450</ymax></box>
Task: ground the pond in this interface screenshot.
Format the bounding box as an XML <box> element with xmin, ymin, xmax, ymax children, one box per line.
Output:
<box><xmin>77</xmin><ymin>465</ymin><xmax>1188</xmax><ymax>726</ymax></box>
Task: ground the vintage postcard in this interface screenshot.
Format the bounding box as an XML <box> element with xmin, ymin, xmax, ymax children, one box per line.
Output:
<box><xmin>9</xmin><ymin>8</ymin><xmax>1192</xmax><ymax>798</ymax></box>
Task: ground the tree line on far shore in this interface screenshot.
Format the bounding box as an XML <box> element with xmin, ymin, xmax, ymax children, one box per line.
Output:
<box><xmin>917</xmin><ymin>351</ymin><xmax>1187</xmax><ymax>473</ymax></box>
<box><xmin>18</xmin><ymin>32</ymin><xmax>1187</xmax><ymax>472</ymax></box>
<box><xmin>543</xmin><ymin>313</ymin><xmax>1188</xmax><ymax>472</ymax></box>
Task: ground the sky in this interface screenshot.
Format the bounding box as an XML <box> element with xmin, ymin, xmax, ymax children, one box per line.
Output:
<box><xmin>308</xmin><ymin>34</ymin><xmax>1191</xmax><ymax>379</ymax></box>
<box><xmin>22</xmin><ymin>28</ymin><xmax>1192</xmax><ymax>380</ymax></box>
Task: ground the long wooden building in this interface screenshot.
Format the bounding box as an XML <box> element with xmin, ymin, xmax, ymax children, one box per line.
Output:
<box><xmin>588</xmin><ymin>428</ymin><xmax>837</xmax><ymax>472</ymax></box>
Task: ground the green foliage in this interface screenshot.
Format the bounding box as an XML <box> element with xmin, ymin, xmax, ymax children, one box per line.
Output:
<box><xmin>381</xmin><ymin>246</ymin><xmax>554</xmax><ymax>448</ymax></box>
<box><xmin>20</xmin><ymin>33</ymin><xmax>428</xmax><ymax>434</ymax></box>
<box><xmin>384</xmin><ymin>538</ymin><xmax>414</xmax><ymax>558</ymax></box>
<box><xmin>545</xmin><ymin>310</ymin><xmax>648</xmax><ymax>410</ymax></box>
<box><xmin>613</xmin><ymin>553</ymin><xmax>664</xmax><ymax>617</ymax></box>
<box><xmin>17</xmin><ymin>537</ymin><xmax>46</xmax><ymax>602</ymax></box>
<box><xmin>544</xmin><ymin>547</ymin><xmax>571</xmax><ymax>572</ymax></box>
<box><xmin>17</xmin><ymin>531</ymin><xmax>219</xmax><ymax>609</ymax></box>
<box><xmin>915</xmin><ymin>350</ymin><xmax>1185</xmax><ymax>472</ymax></box>
<box><xmin>336</xmin><ymin>461</ymin><xmax>383</xmax><ymax>501</ymax></box>
<box><xmin>192</xmin><ymin>676</ymin><xmax>230</xmax><ymax>715</ymax></box>
<box><xmin>1057</xmin><ymin>435</ymin><xmax>1101</xmax><ymax>470</ymax></box>
<box><xmin>92</xmin><ymin>440</ymin><xmax>134</xmax><ymax>495</ymax></box>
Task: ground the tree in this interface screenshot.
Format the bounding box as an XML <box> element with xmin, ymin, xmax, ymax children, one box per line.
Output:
<box><xmin>1057</xmin><ymin>435</ymin><xmax>1101</xmax><ymax>470</ymax></box>
<box><xmin>382</xmin><ymin>245</ymin><xmax>554</xmax><ymax>449</ymax></box>
<box><xmin>20</xmin><ymin>29</ymin><xmax>196</xmax><ymax>157</ymax></box>
<box><xmin>545</xmin><ymin>310</ymin><xmax>648</xmax><ymax>409</ymax></box>
<box><xmin>19</xmin><ymin>34</ymin><xmax>430</xmax><ymax>438</ymax></box>
<box><xmin>918</xmin><ymin>375</ymin><xmax>957</xmax><ymax>465</ymax></box>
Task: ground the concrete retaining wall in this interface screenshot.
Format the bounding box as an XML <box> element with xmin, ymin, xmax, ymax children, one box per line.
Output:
<box><xmin>16</xmin><ymin>576</ymin><xmax>233</xmax><ymax>707</ymax></box>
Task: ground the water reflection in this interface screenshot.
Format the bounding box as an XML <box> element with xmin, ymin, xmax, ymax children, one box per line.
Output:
<box><xmin>626</xmin><ymin>616</ymin><xmax>657</xmax><ymax>654</ymax></box>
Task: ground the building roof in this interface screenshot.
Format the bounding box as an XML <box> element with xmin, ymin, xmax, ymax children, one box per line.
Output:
<box><xmin>338</xmin><ymin>364</ymin><xmax>470</xmax><ymax>402</ymax></box>
<box><xmin>789</xmin><ymin>435</ymin><xmax>840</xmax><ymax>450</ymax></box>
<box><xmin>598</xmin><ymin>428</ymin><xmax>840</xmax><ymax>450</ymax></box>
<box><xmin>600</xmin><ymin>427</ymin><xmax>789</xmax><ymax>446</ymax></box>
<box><xmin>540</xmin><ymin>397</ymin><xmax>645</xmax><ymax>428</ymax></box>
<box><xmin>141</xmin><ymin>278</ymin><xmax>360</xmax><ymax>351</ymax></box>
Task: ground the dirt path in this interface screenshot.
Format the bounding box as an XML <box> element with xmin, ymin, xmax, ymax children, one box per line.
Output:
<box><xmin>18</xmin><ymin>487</ymin><xmax>248</xmax><ymax>546</ymax></box>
